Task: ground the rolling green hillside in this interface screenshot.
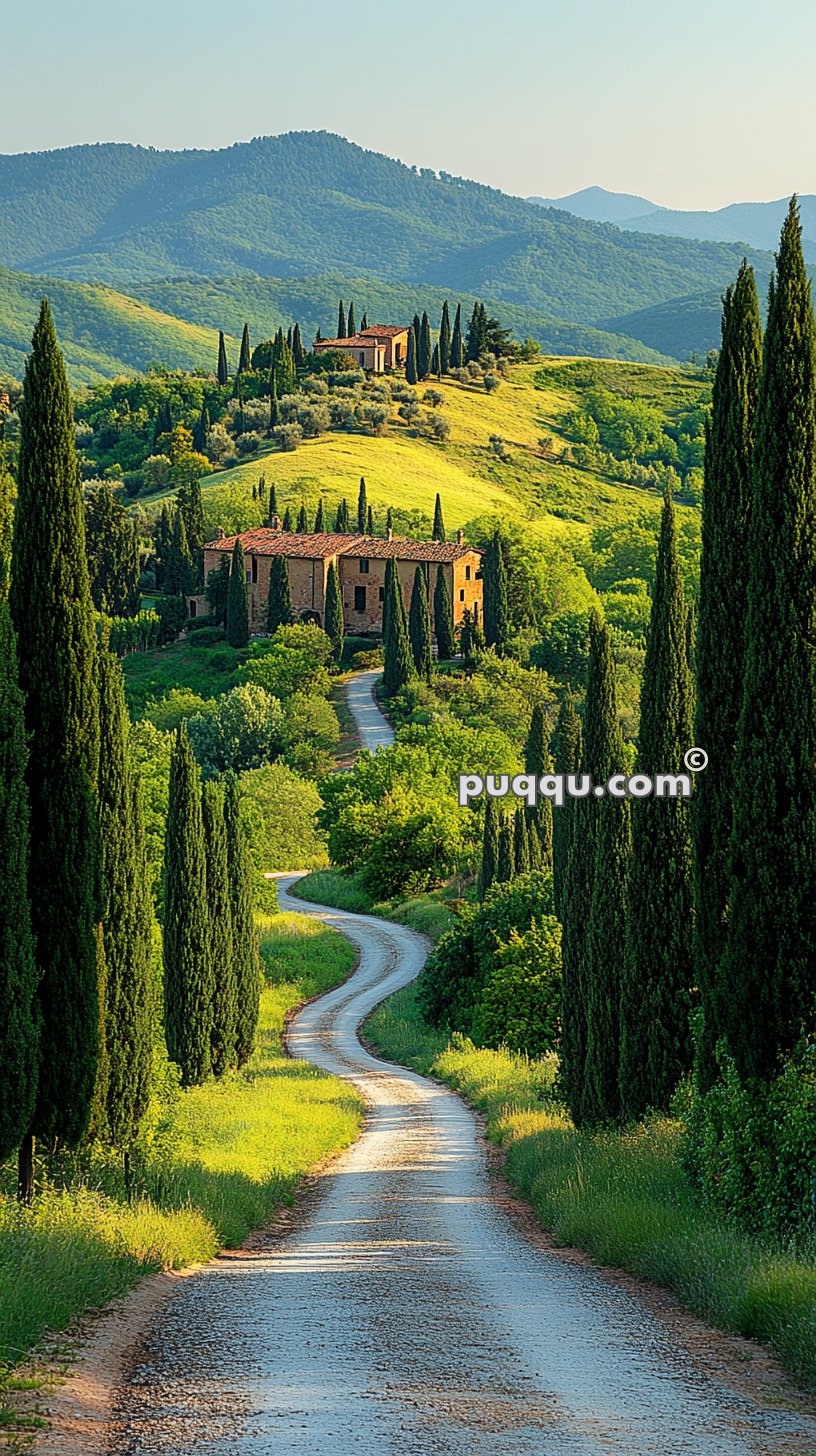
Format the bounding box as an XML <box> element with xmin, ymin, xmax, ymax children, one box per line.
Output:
<box><xmin>598</xmin><ymin>292</ymin><xmax>728</xmax><ymax>360</ymax></box>
<box><xmin>0</xmin><ymin>264</ymin><xmax>233</xmax><ymax>384</ymax></box>
<box><xmin>0</xmin><ymin>132</ymin><xmax>773</xmax><ymax>358</ymax></box>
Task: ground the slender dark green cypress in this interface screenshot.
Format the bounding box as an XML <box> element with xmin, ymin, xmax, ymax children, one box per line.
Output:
<box><xmin>217</xmin><ymin>331</ymin><xmax>229</xmax><ymax>386</ymax></box>
<box><xmin>202</xmin><ymin>781</ymin><xmax>237</xmax><ymax>1078</ymax></box>
<box><xmin>238</xmin><ymin>324</ymin><xmax>251</xmax><ymax>374</ymax></box>
<box><xmin>524</xmin><ymin>703</ymin><xmax>553</xmax><ymax>870</ymax></box>
<box><xmin>267</xmin><ymin>482</ymin><xmax>279</xmax><ymax>522</ymax></box>
<box><xmin>386</xmin><ymin>507</ymin><xmax>393</xmax><ymax>534</ymax></box>
<box><xmin>226</xmin><ymin>537</ymin><xmax>250</xmax><ymax>647</ymax></box>
<box><xmin>722</xmin><ymin>201</ymin><xmax>816</xmax><ymax>1083</ymax></box>
<box><xmin>559</xmin><ymin>704</ymin><xmax>592</xmax><ymax>1123</ymax></box>
<box><xmin>165</xmin><ymin>508</ymin><xmax>194</xmax><ymax>597</ymax></box>
<box><xmin>551</xmin><ymin>694</ymin><xmax>581</xmax><ymax>921</ymax></box>
<box><xmin>432</xmin><ymin>493</ymin><xmax>446</xmax><ymax>541</ymax></box>
<box><xmin>225</xmin><ymin>775</ymin><xmax>261</xmax><ymax>1067</ymax></box>
<box><xmin>266</xmin><ymin>554</ymin><xmax>292</xmax><ymax>633</ymax></box>
<box><xmin>433</xmin><ymin>564</ymin><xmax>455</xmax><ymax>660</ymax></box>
<box><xmin>360</xmin><ymin>312</ymin><xmax>368</xmax><ymax>332</ymax></box>
<box><xmin>97</xmin><ymin>647</ymin><xmax>154</xmax><ymax>1151</ymax></box>
<box><xmin>313</xmin><ymin>498</ymin><xmax>325</xmax><ymax>532</ymax></box>
<box><xmin>297</xmin><ymin>502</ymin><xmax>308</xmax><ymax>533</ymax></box>
<box><xmin>367</xmin><ymin>504</ymin><xmax>374</xmax><ymax>534</ymax></box>
<box><xmin>164</xmin><ymin>726</ymin><xmax>213</xmax><ymax>1086</ymax></box>
<box><xmin>408</xmin><ymin>566</ymin><xmax>433</xmax><ymax>681</ymax></box>
<box><xmin>325</xmin><ymin>561</ymin><xmax>344</xmax><ymax>663</ymax></box>
<box><xmin>479</xmin><ymin>794</ymin><xmax>500</xmax><ymax>900</ymax></box>
<box><xmin>496</xmin><ymin>819</ymin><xmax>514</xmax><ymax>883</ymax></box>
<box><xmin>0</xmin><ymin>454</ymin><xmax>13</xmax><ymax>599</ymax></box>
<box><xmin>439</xmin><ymin>301</ymin><xmax>452</xmax><ymax>373</ymax></box>
<box><xmin>484</xmin><ymin>531</ymin><xmax>509</xmax><ymax>654</ymax></box>
<box><xmin>419</xmin><ymin>313</ymin><xmax>432</xmax><ymax>380</ymax></box>
<box><xmin>292</xmin><ymin>323</ymin><xmax>304</xmax><ymax>368</ymax></box>
<box><xmin>357</xmin><ymin>477</ymin><xmax>368</xmax><ymax>533</ymax></box>
<box><xmin>0</xmin><ymin>604</ymin><xmax>39</xmax><ymax>1165</ymax></box>
<box><xmin>582</xmin><ymin>614</ymin><xmax>631</xmax><ymax>1126</ymax></box>
<box><xmin>451</xmin><ymin>303</ymin><xmax>464</xmax><ymax>368</ymax></box>
<box><xmin>337</xmin><ymin>300</ymin><xmax>347</xmax><ymax>339</ymax></box>
<box><xmin>347</xmin><ymin>302</ymin><xmax>356</xmax><ymax>337</ymax></box>
<box><xmin>177</xmin><ymin>475</ymin><xmax>205</xmax><ymax>587</ymax></box>
<box><xmin>692</xmin><ymin>262</ymin><xmax>762</xmax><ymax>1089</ymax></box>
<box><xmin>282</xmin><ymin>506</ymin><xmax>293</xmax><ymax>532</ymax></box>
<box><xmin>406</xmin><ymin>326</ymin><xmax>418</xmax><ymax>385</ymax></box>
<box><xmin>513</xmin><ymin>808</ymin><xmax>531</xmax><ymax>874</ymax></box>
<box><xmin>268</xmin><ymin>374</ymin><xmax>279</xmax><ymax>432</ymax></box>
<box><xmin>10</xmin><ymin>300</ymin><xmax>100</xmax><ymax>1181</ymax></box>
<box><xmin>192</xmin><ymin>402</ymin><xmax>210</xmax><ymax>453</ymax></box>
<box><xmin>383</xmin><ymin>559</ymin><xmax>413</xmax><ymax>695</ymax></box>
<box><xmin>621</xmin><ymin>491</ymin><xmax>695</xmax><ymax>1118</ymax></box>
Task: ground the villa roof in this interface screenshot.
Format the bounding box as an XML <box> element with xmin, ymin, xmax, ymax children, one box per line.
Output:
<box><xmin>360</xmin><ymin>325</ymin><xmax>409</xmax><ymax>338</ymax></box>
<box><xmin>204</xmin><ymin>528</ymin><xmax>480</xmax><ymax>564</ymax></box>
<box><xmin>314</xmin><ymin>334</ymin><xmax>384</xmax><ymax>349</ymax></box>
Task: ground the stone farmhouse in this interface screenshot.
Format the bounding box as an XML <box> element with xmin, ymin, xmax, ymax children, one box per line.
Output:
<box><xmin>312</xmin><ymin>325</ymin><xmax>410</xmax><ymax>374</ymax></box>
<box><xmin>201</xmin><ymin>524</ymin><xmax>483</xmax><ymax>637</ymax></box>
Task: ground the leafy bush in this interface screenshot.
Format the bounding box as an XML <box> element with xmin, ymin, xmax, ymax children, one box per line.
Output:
<box><xmin>239</xmin><ymin>623</ymin><xmax>333</xmax><ymax>699</ymax></box>
<box><xmin>188</xmin><ymin>625</ymin><xmax>226</xmax><ymax>648</ymax></box>
<box><xmin>239</xmin><ymin>763</ymin><xmax>328</xmax><ymax>873</ymax></box>
<box><xmin>187</xmin><ymin>683</ymin><xmax>284</xmax><ymax>776</ymax></box>
<box><xmin>473</xmin><ymin>916</ymin><xmax>561</xmax><ymax>1057</ymax></box>
<box><xmin>274</xmin><ymin>423</ymin><xmax>303</xmax><ymax>452</ymax></box>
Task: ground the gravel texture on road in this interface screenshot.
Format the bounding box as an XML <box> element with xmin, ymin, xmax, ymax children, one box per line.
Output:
<box><xmin>343</xmin><ymin>668</ymin><xmax>395</xmax><ymax>751</ymax></box>
<box><xmin>107</xmin><ymin>880</ymin><xmax>816</xmax><ymax>1456</ymax></box>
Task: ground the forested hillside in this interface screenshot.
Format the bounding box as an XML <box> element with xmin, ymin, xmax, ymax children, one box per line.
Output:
<box><xmin>0</xmin><ymin>132</ymin><xmax>773</xmax><ymax>359</ymax></box>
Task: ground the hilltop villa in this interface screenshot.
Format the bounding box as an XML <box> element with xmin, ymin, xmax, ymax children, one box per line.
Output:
<box><xmin>312</xmin><ymin>324</ymin><xmax>411</xmax><ymax>374</ymax></box>
<box><xmin>199</xmin><ymin>523</ymin><xmax>483</xmax><ymax>636</ymax></box>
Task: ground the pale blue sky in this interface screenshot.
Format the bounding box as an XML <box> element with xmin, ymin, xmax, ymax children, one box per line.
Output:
<box><xmin>2</xmin><ymin>0</ymin><xmax>814</xmax><ymax>209</ymax></box>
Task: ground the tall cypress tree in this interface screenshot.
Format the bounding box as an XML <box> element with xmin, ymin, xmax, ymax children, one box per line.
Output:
<box><xmin>432</xmin><ymin>492</ymin><xmax>446</xmax><ymax>541</ymax></box>
<box><xmin>297</xmin><ymin>502</ymin><xmax>308</xmax><ymax>532</ymax></box>
<box><xmin>192</xmin><ymin>402</ymin><xmax>210</xmax><ymax>453</ymax></box>
<box><xmin>337</xmin><ymin>300</ymin><xmax>347</xmax><ymax>339</ymax></box>
<box><xmin>164</xmin><ymin>725</ymin><xmax>213</xmax><ymax>1086</ymax></box>
<box><xmin>96</xmin><ymin>647</ymin><xmax>154</xmax><ymax>1156</ymax></box>
<box><xmin>408</xmin><ymin>566</ymin><xmax>433</xmax><ymax>681</ymax></box>
<box><xmin>484</xmin><ymin>531</ymin><xmax>509</xmax><ymax>654</ymax></box>
<box><xmin>0</xmin><ymin>454</ymin><xmax>13</xmax><ymax>599</ymax></box>
<box><xmin>225</xmin><ymin>775</ymin><xmax>261</xmax><ymax>1067</ymax></box>
<box><xmin>267</xmin><ymin>481</ymin><xmax>279</xmax><ymax>523</ymax></box>
<box><xmin>405</xmin><ymin>325</ymin><xmax>418</xmax><ymax>385</ymax></box>
<box><xmin>621</xmin><ymin>491</ymin><xmax>694</xmax><ymax>1118</ymax></box>
<box><xmin>479</xmin><ymin>795</ymin><xmax>500</xmax><ymax>900</ymax></box>
<box><xmin>721</xmin><ymin>201</ymin><xmax>816</xmax><ymax>1083</ymax></box>
<box><xmin>165</xmin><ymin>508</ymin><xmax>194</xmax><ymax>597</ymax></box>
<box><xmin>292</xmin><ymin>322</ymin><xmax>304</xmax><ymax>368</ymax></box>
<box><xmin>551</xmin><ymin>693</ymin><xmax>581</xmax><ymax>921</ymax></box>
<box><xmin>419</xmin><ymin>313</ymin><xmax>432</xmax><ymax>380</ymax></box>
<box><xmin>439</xmin><ymin>301</ymin><xmax>452</xmax><ymax>374</ymax></box>
<box><xmin>513</xmin><ymin>807</ymin><xmax>531</xmax><ymax>875</ymax></box>
<box><xmin>282</xmin><ymin>505</ymin><xmax>293</xmax><ymax>532</ymax></box>
<box><xmin>314</xmin><ymin>498</ymin><xmax>325</xmax><ymax>532</ymax></box>
<box><xmin>693</xmin><ymin>262</ymin><xmax>762</xmax><ymax>1089</ymax></box>
<box><xmin>217</xmin><ymin>331</ymin><xmax>229</xmax><ymax>386</ymax></box>
<box><xmin>226</xmin><ymin>536</ymin><xmax>250</xmax><ymax>647</ymax></box>
<box><xmin>524</xmin><ymin>703</ymin><xmax>553</xmax><ymax>870</ymax></box>
<box><xmin>202</xmin><ymin>781</ymin><xmax>237</xmax><ymax>1078</ymax></box>
<box><xmin>325</xmin><ymin>561</ymin><xmax>344</xmax><ymax>663</ymax></box>
<box><xmin>360</xmin><ymin>312</ymin><xmax>368</xmax><ymax>332</ymax></box>
<box><xmin>0</xmin><ymin>604</ymin><xmax>39</xmax><ymax>1166</ymax></box>
<box><xmin>177</xmin><ymin>475</ymin><xmax>205</xmax><ymax>588</ymax></box>
<box><xmin>266</xmin><ymin>554</ymin><xmax>292</xmax><ymax>633</ymax></box>
<box><xmin>383</xmin><ymin>559</ymin><xmax>413</xmax><ymax>695</ymax></box>
<box><xmin>582</xmin><ymin>614</ymin><xmax>631</xmax><ymax>1126</ymax></box>
<box><xmin>268</xmin><ymin>373</ymin><xmax>279</xmax><ymax>432</ymax></box>
<box><xmin>450</xmin><ymin>303</ymin><xmax>464</xmax><ymax>368</ymax></box>
<box><xmin>496</xmin><ymin>819</ymin><xmax>514</xmax><ymax>883</ymax></box>
<box><xmin>367</xmin><ymin>504</ymin><xmax>374</xmax><ymax>534</ymax></box>
<box><xmin>238</xmin><ymin>323</ymin><xmax>251</xmax><ymax>374</ymax></box>
<box><xmin>347</xmin><ymin>302</ymin><xmax>356</xmax><ymax>337</ymax></box>
<box><xmin>357</xmin><ymin>477</ymin><xmax>368</xmax><ymax>533</ymax></box>
<box><xmin>10</xmin><ymin>301</ymin><xmax>100</xmax><ymax>1190</ymax></box>
<box><xmin>559</xmin><ymin>713</ymin><xmax>593</xmax><ymax>1126</ymax></box>
<box><xmin>433</xmin><ymin>564</ymin><xmax>455</xmax><ymax>660</ymax></box>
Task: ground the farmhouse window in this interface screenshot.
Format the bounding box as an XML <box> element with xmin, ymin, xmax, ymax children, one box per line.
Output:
<box><xmin>379</xmin><ymin>587</ymin><xmax>385</xmax><ymax>601</ymax></box>
<box><xmin>359</xmin><ymin>558</ymin><xmax>369</xmax><ymax>573</ymax></box>
<box><xmin>251</xmin><ymin>555</ymin><xmax>258</xmax><ymax>583</ymax></box>
<box><xmin>465</xmin><ymin>564</ymin><xmax>471</xmax><ymax>581</ymax></box>
<box><xmin>459</xmin><ymin>589</ymin><xmax>465</xmax><ymax>602</ymax></box>
<box><xmin>354</xmin><ymin>586</ymin><xmax>367</xmax><ymax>612</ymax></box>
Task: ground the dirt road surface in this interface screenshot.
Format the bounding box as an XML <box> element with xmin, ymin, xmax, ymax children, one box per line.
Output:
<box><xmin>104</xmin><ymin>879</ymin><xmax>815</xmax><ymax>1455</ymax></box>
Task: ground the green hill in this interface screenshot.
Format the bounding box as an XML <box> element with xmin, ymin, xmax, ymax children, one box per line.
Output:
<box><xmin>599</xmin><ymin>292</ymin><xmax>729</xmax><ymax>360</ymax></box>
<box><xmin>0</xmin><ymin>132</ymin><xmax>773</xmax><ymax>358</ymax></box>
<box><xmin>0</xmin><ymin>264</ymin><xmax>231</xmax><ymax>385</ymax></box>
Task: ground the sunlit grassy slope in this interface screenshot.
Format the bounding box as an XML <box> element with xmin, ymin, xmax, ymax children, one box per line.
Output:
<box><xmin>198</xmin><ymin>360</ymin><xmax>706</xmax><ymax>543</ymax></box>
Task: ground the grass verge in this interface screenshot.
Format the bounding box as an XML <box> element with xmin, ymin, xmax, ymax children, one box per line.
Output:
<box><xmin>365</xmin><ymin>980</ymin><xmax>816</xmax><ymax>1391</ymax></box>
<box><xmin>0</xmin><ymin>912</ymin><xmax>361</xmax><ymax>1398</ymax></box>
<box><xmin>291</xmin><ymin>867</ymin><xmax>458</xmax><ymax>943</ymax></box>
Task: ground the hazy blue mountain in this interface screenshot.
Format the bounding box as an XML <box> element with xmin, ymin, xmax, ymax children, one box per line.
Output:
<box><xmin>530</xmin><ymin>187</ymin><xmax>816</xmax><ymax>263</ymax></box>
<box><xmin>0</xmin><ymin>132</ymin><xmax>773</xmax><ymax>360</ymax></box>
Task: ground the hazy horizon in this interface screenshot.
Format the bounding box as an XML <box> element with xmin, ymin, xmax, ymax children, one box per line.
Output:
<box><xmin>3</xmin><ymin>0</ymin><xmax>814</xmax><ymax>212</ymax></box>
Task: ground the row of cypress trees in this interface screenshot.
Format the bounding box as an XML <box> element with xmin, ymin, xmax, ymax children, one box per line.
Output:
<box><xmin>556</xmin><ymin>198</ymin><xmax>816</xmax><ymax>1126</ymax></box>
<box><xmin>164</xmin><ymin>731</ymin><xmax>260</xmax><ymax>1086</ymax></box>
<box><xmin>478</xmin><ymin>705</ymin><xmax>555</xmax><ymax>898</ymax></box>
<box><xmin>404</xmin><ymin>304</ymin><xmax>465</xmax><ymax>384</ymax></box>
<box><xmin>217</xmin><ymin>322</ymin><xmax>305</xmax><ymax>386</ymax></box>
<box><xmin>383</xmin><ymin>559</ymin><xmax>456</xmax><ymax>693</ymax></box>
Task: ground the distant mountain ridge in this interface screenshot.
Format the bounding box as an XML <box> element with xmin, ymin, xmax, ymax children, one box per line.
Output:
<box><xmin>529</xmin><ymin>186</ymin><xmax>816</xmax><ymax>262</ymax></box>
<box><xmin>0</xmin><ymin>132</ymin><xmax>775</xmax><ymax>361</ymax></box>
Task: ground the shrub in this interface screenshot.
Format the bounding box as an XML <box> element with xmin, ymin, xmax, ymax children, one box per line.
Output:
<box><xmin>302</xmin><ymin>376</ymin><xmax>329</xmax><ymax>395</ymax></box>
<box><xmin>352</xmin><ymin>648</ymin><xmax>384</xmax><ymax>669</ymax></box>
<box><xmin>473</xmin><ymin>916</ymin><xmax>562</xmax><ymax>1057</ymax></box>
<box><xmin>157</xmin><ymin>594</ymin><xmax>187</xmax><ymax>644</ymax></box>
<box><xmin>187</xmin><ymin>682</ymin><xmax>284</xmax><ymax>777</ymax></box>
<box><xmin>429</xmin><ymin>413</ymin><xmax>451</xmax><ymax>441</ymax></box>
<box><xmin>300</xmin><ymin>404</ymin><xmax>330</xmax><ymax>438</ymax></box>
<box><xmin>274</xmin><ymin>423</ymin><xmax>303</xmax><ymax>452</ymax></box>
<box><xmin>483</xmin><ymin>373</ymin><xmax>500</xmax><ymax>393</ymax></box>
<box><xmin>451</xmin><ymin>368</ymin><xmax>470</xmax><ymax>383</ymax></box>
<box><xmin>239</xmin><ymin>762</ymin><xmax>327</xmax><ymax>873</ymax></box>
<box><xmin>489</xmin><ymin>434</ymin><xmax>508</xmax><ymax>459</ymax></box>
<box><xmin>423</xmin><ymin>389</ymin><xmax>444</xmax><ymax>408</ymax></box>
<box><xmin>236</xmin><ymin>431</ymin><xmax>263</xmax><ymax>455</ymax></box>
<box><xmin>187</xmin><ymin>625</ymin><xmax>226</xmax><ymax>648</ymax></box>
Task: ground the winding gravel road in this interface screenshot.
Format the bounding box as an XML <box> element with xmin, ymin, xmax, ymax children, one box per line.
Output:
<box><xmin>108</xmin><ymin>677</ymin><xmax>814</xmax><ymax>1454</ymax></box>
<box><xmin>112</xmin><ymin>881</ymin><xmax>814</xmax><ymax>1455</ymax></box>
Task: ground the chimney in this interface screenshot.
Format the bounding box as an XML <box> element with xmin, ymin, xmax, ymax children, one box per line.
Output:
<box><xmin>456</xmin><ymin>528</ymin><xmax>464</xmax><ymax>545</ymax></box>
<box><xmin>216</xmin><ymin>525</ymin><xmax>225</xmax><ymax>541</ymax></box>
<box><xmin>386</xmin><ymin>527</ymin><xmax>393</xmax><ymax>541</ymax></box>
<box><xmin>269</xmin><ymin>513</ymin><xmax>281</xmax><ymax>531</ymax></box>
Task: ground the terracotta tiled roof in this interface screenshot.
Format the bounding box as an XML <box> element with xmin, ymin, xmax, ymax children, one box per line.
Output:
<box><xmin>204</xmin><ymin>529</ymin><xmax>481</xmax><ymax>565</ymax></box>
<box><xmin>314</xmin><ymin>335</ymin><xmax>384</xmax><ymax>348</ymax></box>
<box><xmin>204</xmin><ymin>529</ymin><xmax>366</xmax><ymax>559</ymax></box>
<box><xmin>360</xmin><ymin>325</ymin><xmax>409</xmax><ymax>338</ymax></box>
<box><xmin>347</xmin><ymin>535</ymin><xmax>479</xmax><ymax>563</ymax></box>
